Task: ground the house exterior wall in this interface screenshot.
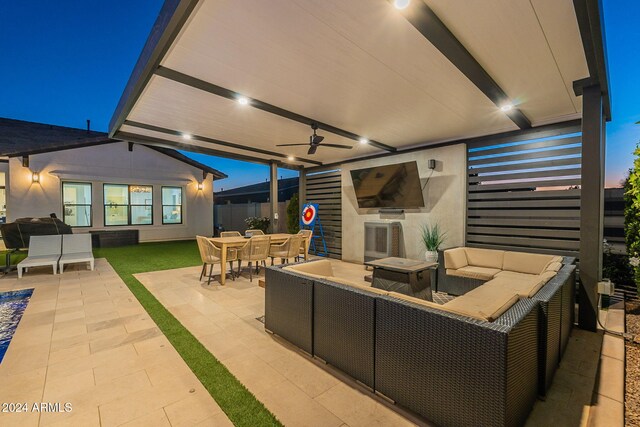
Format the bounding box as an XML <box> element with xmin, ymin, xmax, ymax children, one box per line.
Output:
<box><xmin>6</xmin><ymin>142</ymin><xmax>214</xmax><ymax>242</ymax></box>
<box><xmin>340</xmin><ymin>143</ymin><xmax>466</xmax><ymax>263</ymax></box>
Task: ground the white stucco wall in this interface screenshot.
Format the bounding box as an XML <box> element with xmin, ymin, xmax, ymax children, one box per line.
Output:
<box><xmin>7</xmin><ymin>142</ymin><xmax>214</xmax><ymax>241</ymax></box>
<box><xmin>341</xmin><ymin>143</ymin><xmax>466</xmax><ymax>263</ymax></box>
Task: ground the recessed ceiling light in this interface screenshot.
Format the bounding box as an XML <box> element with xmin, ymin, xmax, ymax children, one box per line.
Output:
<box><xmin>182</xmin><ymin>133</ymin><xmax>192</xmax><ymax>140</ymax></box>
<box><xmin>394</xmin><ymin>0</ymin><xmax>410</xmax><ymax>10</ymax></box>
<box><xmin>359</xmin><ymin>138</ymin><xmax>369</xmax><ymax>144</ymax></box>
<box><xmin>287</xmin><ymin>155</ymin><xmax>295</xmax><ymax>161</ymax></box>
<box><xmin>500</xmin><ymin>103</ymin><xmax>514</xmax><ymax>112</ymax></box>
<box><xmin>237</xmin><ymin>96</ymin><xmax>249</xmax><ymax>105</ymax></box>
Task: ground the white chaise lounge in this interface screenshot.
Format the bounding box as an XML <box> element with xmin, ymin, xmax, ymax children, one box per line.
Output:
<box><xmin>17</xmin><ymin>235</ymin><xmax>62</xmax><ymax>278</ymax></box>
<box><xmin>59</xmin><ymin>234</ymin><xmax>94</xmax><ymax>273</ymax></box>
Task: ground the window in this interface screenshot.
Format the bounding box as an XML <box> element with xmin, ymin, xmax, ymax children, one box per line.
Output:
<box><xmin>162</xmin><ymin>187</ymin><xmax>182</xmax><ymax>224</ymax></box>
<box><xmin>104</xmin><ymin>184</ymin><xmax>153</xmax><ymax>226</ymax></box>
<box><xmin>62</xmin><ymin>182</ymin><xmax>92</xmax><ymax>227</ymax></box>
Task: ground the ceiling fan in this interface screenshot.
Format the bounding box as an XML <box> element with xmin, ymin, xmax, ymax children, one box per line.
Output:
<box><xmin>276</xmin><ymin>123</ymin><xmax>353</xmax><ymax>155</ymax></box>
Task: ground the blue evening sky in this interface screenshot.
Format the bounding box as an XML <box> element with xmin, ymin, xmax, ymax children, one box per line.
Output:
<box><xmin>0</xmin><ymin>1</ymin><xmax>637</xmax><ymax>189</ymax></box>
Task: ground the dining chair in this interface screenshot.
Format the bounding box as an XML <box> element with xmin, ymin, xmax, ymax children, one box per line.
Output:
<box><xmin>220</xmin><ymin>231</ymin><xmax>242</xmax><ymax>238</ymax></box>
<box><xmin>236</xmin><ymin>235</ymin><xmax>271</xmax><ymax>282</ymax></box>
<box><xmin>244</xmin><ymin>229</ymin><xmax>265</xmax><ymax>237</ymax></box>
<box><xmin>196</xmin><ymin>235</ymin><xmax>237</xmax><ymax>285</ymax></box>
<box><xmin>296</xmin><ymin>229</ymin><xmax>312</xmax><ymax>261</ymax></box>
<box><xmin>269</xmin><ymin>234</ymin><xmax>304</xmax><ymax>265</ymax></box>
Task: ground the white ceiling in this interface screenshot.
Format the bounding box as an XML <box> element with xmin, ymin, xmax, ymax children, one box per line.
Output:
<box><xmin>121</xmin><ymin>0</ymin><xmax>589</xmax><ymax>167</ymax></box>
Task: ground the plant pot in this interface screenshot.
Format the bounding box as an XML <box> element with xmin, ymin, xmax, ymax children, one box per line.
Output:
<box><xmin>425</xmin><ymin>250</ymin><xmax>438</xmax><ymax>263</ymax></box>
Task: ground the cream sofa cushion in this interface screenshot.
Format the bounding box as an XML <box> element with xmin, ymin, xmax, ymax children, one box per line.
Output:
<box><xmin>447</xmin><ymin>266</ymin><xmax>501</xmax><ymax>281</ymax></box>
<box><xmin>284</xmin><ymin>260</ymin><xmax>333</xmax><ymax>278</ymax></box>
<box><xmin>445</xmin><ymin>285</ymin><xmax>519</xmax><ymax>322</ymax></box>
<box><xmin>328</xmin><ymin>276</ymin><xmax>389</xmax><ymax>295</ymax></box>
<box><xmin>502</xmin><ymin>251</ymin><xmax>558</xmax><ymax>275</ymax></box>
<box><xmin>544</xmin><ymin>262</ymin><xmax>563</xmax><ymax>272</ymax></box>
<box><xmin>484</xmin><ymin>276</ymin><xmax>545</xmax><ymax>298</ymax></box>
<box><xmin>444</xmin><ymin>248</ymin><xmax>468</xmax><ymax>269</ymax></box>
<box><xmin>495</xmin><ymin>270</ymin><xmax>539</xmax><ymax>281</ymax></box>
<box><xmin>464</xmin><ymin>248</ymin><xmax>505</xmax><ymax>269</ymax></box>
<box><xmin>388</xmin><ymin>292</ymin><xmax>489</xmax><ymax>322</ymax></box>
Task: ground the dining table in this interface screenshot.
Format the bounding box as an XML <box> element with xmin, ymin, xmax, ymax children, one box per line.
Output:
<box><xmin>208</xmin><ymin>233</ymin><xmax>310</xmax><ymax>285</ymax></box>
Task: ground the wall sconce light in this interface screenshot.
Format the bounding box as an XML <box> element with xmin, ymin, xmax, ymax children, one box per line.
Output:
<box><xmin>197</xmin><ymin>182</ymin><xmax>204</xmax><ymax>191</ymax></box>
<box><xmin>32</xmin><ymin>171</ymin><xmax>40</xmax><ymax>183</ymax></box>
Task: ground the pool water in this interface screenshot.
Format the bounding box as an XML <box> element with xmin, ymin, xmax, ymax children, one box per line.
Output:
<box><xmin>0</xmin><ymin>288</ymin><xmax>34</xmax><ymax>363</ymax></box>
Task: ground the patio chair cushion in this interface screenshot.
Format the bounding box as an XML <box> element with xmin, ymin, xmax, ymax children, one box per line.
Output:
<box><xmin>444</xmin><ymin>247</ymin><xmax>468</xmax><ymax>270</ymax></box>
<box><xmin>446</xmin><ymin>265</ymin><xmax>501</xmax><ymax>281</ymax></box>
<box><xmin>284</xmin><ymin>260</ymin><xmax>334</xmax><ymax>278</ymax></box>
<box><xmin>463</xmin><ymin>248</ymin><xmax>505</xmax><ymax>269</ymax></box>
<box><xmin>445</xmin><ymin>285</ymin><xmax>519</xmax><ymax>321</ymax></box>
<box><xmin>328</xmin><ymin>276</ymin><xmax>389</xmax><ymax>295</ymax></box>
<box><xmin>502</xmin><ymin>251</ymin><xmax>557</xmax><ymax>275</ymax></box>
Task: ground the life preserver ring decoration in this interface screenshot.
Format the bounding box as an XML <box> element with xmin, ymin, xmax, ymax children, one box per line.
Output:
<box><xmin>301</xmin><ymin>203</ymin><xmax>318</xmax><ymax>227</ymax></box>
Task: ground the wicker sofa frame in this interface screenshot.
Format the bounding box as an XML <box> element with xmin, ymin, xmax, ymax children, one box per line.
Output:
<box><xmin>265</xmin><ymin>261</ymin><xmax>544</xmax><ymax>426</ymax></box>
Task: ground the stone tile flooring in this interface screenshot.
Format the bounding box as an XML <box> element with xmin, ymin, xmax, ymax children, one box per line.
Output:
<box><xmin>135</xmin><ymin>260</ymin><xmax>421</xmax><ymax>427</ymax></box>
<box><xmin>0</xmin><ymin>256</ymin><xmax>623</xmax><ymax>426</ymax></box>
<box><xmin>0</xmin><ymin>259</ymin><xmax>231</xmax><ymax>427</ymax></box>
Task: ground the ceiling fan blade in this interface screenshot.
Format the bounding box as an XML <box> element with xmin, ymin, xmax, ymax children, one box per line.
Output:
<box><xmin>321</xmin><ymin>143</ymin><xmax>353</xmax><ymax>150</ymax></box>
<box><xmin>311</xmin><ymin>135</ymin><xmax>325</xmax><ymax>144</ymax></box>
<box><xmin>275</xmin><ymin>143</ymin><xmax>310</xmax><ymax>147</ymax></box>
<box><xmin>307</xmin><ymin>145</ymin><xmax>318</xmax><ymax>155</ymax></box>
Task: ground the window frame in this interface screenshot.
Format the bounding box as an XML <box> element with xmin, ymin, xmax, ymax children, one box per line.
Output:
<box><xmin>161</xmin><ymin>186</ymin><xmax>183</xmax><ymax>225</ymax></box>
<box><xmin>62</xmin><ymin>181</ymin><xmax>93</xmax><ymax>228</ymax></box>
<box><xmin>103</xmin><ymin>183</ymin><xmax>154</xmax><ymax>227</ymax></box>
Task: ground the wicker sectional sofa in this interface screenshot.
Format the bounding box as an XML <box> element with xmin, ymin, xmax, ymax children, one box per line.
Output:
<box><xmin>265</xmin><ymin>256</ymin><xmax>575</xmax><ymax>427</ymax></box>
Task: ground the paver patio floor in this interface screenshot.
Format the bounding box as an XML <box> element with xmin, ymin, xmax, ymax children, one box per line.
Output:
<box><xmin>135</xmin><ymin>258</ymin><xmax>616</xmax><ymax>427</ymax></box>
<box><xmin>0</xmin><ymin>259</ymin><xmax>231</xmax><ymax>427</ymax></box>
<box><xmin>0</xmin><ymin>256</ymin><xmax>621</xmax><ymax>426</ymax></box>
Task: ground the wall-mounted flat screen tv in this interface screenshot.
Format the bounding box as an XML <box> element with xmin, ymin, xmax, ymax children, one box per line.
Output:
<box><xmin>350</xmin><ymin>161</ymin><xmax>425</xmax><ymax>209</ymax></box>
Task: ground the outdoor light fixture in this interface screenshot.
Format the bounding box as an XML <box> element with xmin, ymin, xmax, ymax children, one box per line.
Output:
<box><xmin>394</xmin><ymin>0</ymin><xmax>411</xmax><ymax>10</ymax></box>
<box><xmin>31</xmin><ymin>171</ymin><xmax>40</xmax><ymax>183</ymax></box>
<box><xmin>182</xmin><ymin>133</ymin><xmax>192</xmax><ymax>140</ymax></box>
<box><xmin>500</xmin><ymin>103</ymin><xmax>514</xmax><ymax>112</ymax></box>
<box><xmin>287</xmin><ymin>155</ymin><xmax>295</xmax><ymax>161</ymax></box>
<box><xmin>197</xmin><ymin>182</ymin><xmax>204</xmax><ymax>191</ymax></box>
<box><xmin>359</xmin><ymin>138</ymin><xmax>369</xmax><ymax>145</ymax></box>
<box><xmin>237</xmin><ymin>96</ymin><xmax>249</xmax><ymax>105</ymax></box>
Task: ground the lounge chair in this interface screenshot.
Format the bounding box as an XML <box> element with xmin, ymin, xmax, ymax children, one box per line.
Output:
<box><xmin>59</xmin><ymin>234</ymin><xmax>94</xmax><ymax>273</ymax></box>
<box><xmin>17</xmin><ymin>235</ymin><xmax>62</xmax><ymax>278</ymax></box>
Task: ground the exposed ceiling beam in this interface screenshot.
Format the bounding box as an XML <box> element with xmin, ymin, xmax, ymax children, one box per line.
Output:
<box><xmin>308</xmin><ymin>119</ymin><xmax>581</xmax><ymax>172</ymax></box>
<box><xmin>114</xmin><ymin>131</ymin><xmax>304</xmax><ymax>171</ymax></box>
<box><xmin>391</xmin><ymin>0</ymin><xmax>531</xmax><ymax>129</ymax></box>
<box><xmin>572</xmin><ymin>0</ymin><xmax>611</xmax><ymax>120</ymax></box>
<box><xmin>109</xmin><ymin>0</ymin><xmax>200</xmax><ymax>137</ymax></box>
<box><xmin>124</xmin><ymin>120</ymin><xmax>322</xmax><ymax>166</ymax></box>
<box><xmin>154</xmin><ymin>66</ymin><xmax>397</xmax><ymax>153</ymax></box>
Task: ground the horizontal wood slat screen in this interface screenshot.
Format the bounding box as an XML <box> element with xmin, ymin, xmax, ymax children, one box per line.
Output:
<box><xmin>466</xmin><ymin>123</ymin><xmax>582</xmax><ymax>257</ymax></box>
<box><xmin>304</xmin><ymin>169</ymin><xmax>342</xmax><ymax>259</ymax></box>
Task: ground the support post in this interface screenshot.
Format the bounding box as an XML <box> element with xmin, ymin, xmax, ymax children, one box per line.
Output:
<box><xmin>579</xmin><ymin>84</ymin><xmax>605</xmax><ymax>331</ymax></box>
<box><xmin>269</xmin><ymin>162</ymin><xmax>278</xmax><ymax>233</ymax></box>
<box><xmin>298</xmin><ymin>170</ymin><xmax>306</xmax><ymax>218</ymax></box>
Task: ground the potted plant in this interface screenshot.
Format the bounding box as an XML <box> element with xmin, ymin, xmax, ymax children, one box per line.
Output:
<box><xmin>421</xmin><ymin>223</ymin><xmax>446</xmax><ymax>263</ymax></box>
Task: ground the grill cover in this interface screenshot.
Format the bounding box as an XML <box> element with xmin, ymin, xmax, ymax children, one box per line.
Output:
<box><xmin>0</xmin><ymin>217</ymin><xmax>73</xmax><ymax>249</ymax></box>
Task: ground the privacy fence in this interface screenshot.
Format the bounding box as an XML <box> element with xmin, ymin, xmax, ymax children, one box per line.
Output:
<box><xmin>303</xmin><ymin>169</ymin><xmax>342</xmax><ymax>259</ymax></box>
<box><xmin>466</xmin><ymin>122</ymin><xmax>583</xmax><ymax>258</ymax></box>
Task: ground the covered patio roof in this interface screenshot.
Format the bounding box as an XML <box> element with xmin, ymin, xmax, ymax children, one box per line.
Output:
<box><xmin>109</xmin><ymin>0</ymin><xmax>608</xmax><ymax>169</ymax></box>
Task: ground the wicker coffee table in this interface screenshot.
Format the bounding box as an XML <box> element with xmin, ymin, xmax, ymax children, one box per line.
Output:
<box><xmin>365</xmin><ymin>257</ymin><xmax>437</xmax><ymax>301</ymax></box>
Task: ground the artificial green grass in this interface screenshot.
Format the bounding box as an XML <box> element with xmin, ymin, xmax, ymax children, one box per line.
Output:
<box><xmin>94</xmin><ymin>241</ymin><xmax>281</xmax><ymax>427</ymax></box>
